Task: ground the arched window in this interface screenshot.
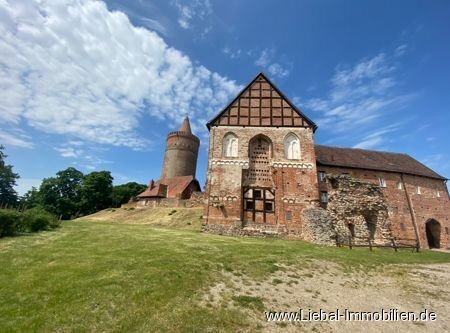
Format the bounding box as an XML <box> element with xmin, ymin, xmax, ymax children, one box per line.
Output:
<box><xmin>284</xmin><ymin>133</ymin><xmax>300</xmax><ymax>159</ymax></box>
<box><xmin>223</xmin><ymin>133</ymin><xmax>238</xmax><ymax>157</ymax></box>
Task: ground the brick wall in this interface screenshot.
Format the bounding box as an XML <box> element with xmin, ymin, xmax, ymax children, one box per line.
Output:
<box><xmin>204</xmin><ymin>125</ymin><xmax>319</xmax><ymax>237</ymax></box>
<box><xmin>317</xmin><ymin>166</ymin><xmax>450</xmax><ymax>249</ymax></box>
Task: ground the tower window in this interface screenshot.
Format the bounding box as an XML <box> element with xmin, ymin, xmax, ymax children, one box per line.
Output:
<box><xmin>397</xmin><ymin>181</ymin><xmax>403</xmax><ymax>190</ymax></box>
<box><xmin>436</xmin><ymin>190</ymin><xmax>440</xmax><ymax>197</ymax></box>
<box><xmin>379</xmin><ymin>178</ymin><xmax>386</xmax><ymax>188</ymax></box>
<box><xmin>416</xmin><ymin>186</ymin><xmax>421</xmax><ymax>194</ymax></box>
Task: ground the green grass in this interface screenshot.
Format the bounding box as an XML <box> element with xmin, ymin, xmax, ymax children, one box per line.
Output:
<box><xmin>1</xmin><ymin>219</ymin><xmax>449</xmax><ymax>332</ymax></box>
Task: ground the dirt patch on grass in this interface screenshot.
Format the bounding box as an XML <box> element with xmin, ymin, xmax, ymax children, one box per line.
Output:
<box><xmin>200</xmin><ymin>261</ymin><xmax>450</xmax><ymax>333</ymax></box>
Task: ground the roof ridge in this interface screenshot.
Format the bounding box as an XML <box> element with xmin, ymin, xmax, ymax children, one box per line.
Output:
<box><xmin>315</xmin><ymin>144</ymin><xmax>410</xmax><ymax>157</ymax></box>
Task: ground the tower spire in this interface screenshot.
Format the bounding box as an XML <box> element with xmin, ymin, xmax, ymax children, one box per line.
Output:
<box><xmin>179</xmin><ymin>116</ymin><xmax>192</xmax><ymax>134</ymax></box>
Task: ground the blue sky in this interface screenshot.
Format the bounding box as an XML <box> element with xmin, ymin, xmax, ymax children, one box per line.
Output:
<box><xmin>1</xmin><ymin>0</ymin><xmax>449</xmax><ymax>194</ymax></box>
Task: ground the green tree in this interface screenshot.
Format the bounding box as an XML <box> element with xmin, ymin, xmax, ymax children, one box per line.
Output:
<box><xmin>0</xmin><ymin>145</ymin><xmax>20</xmax><ymax>207</ymax></box>
<box><xmin>80</xmin><ymin>171</ymin><xmax>113</xmax><ymax>215</ymax></box>
<box><xmin>112</xmin><ymin>182</ymin><xmax>147</xmax><ymax>207</ymax></box>
<box><xmin>40</xmin><ymin>167</ymin><xmax>84</xmax><ymax>219</ymax></box>
<box><xmin>20</xmin><ymin>186</ymin><xmax>42</xmax><ymax>209</ymax></box>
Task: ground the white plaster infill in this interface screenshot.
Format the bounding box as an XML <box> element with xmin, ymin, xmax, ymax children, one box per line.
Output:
<box><xmin>272</xmin><ymin>162</ymin><xmax>314</xmax><ymax>169</ymax></box>
<box><xmin>210</xmin><ymin>159</ymin><xmax>250</xmax><ymax>167</ymax></box>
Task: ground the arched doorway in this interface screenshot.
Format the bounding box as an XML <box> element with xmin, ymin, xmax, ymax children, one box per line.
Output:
<box><xmin>425</xmin><ymin>219</ymin><xmax>441</xmax><ymax>249</ymax></box>
<box><xmin>243</xmin><ymin>135</ymin><xmax>275</xmax><ymax>225</ymax></box>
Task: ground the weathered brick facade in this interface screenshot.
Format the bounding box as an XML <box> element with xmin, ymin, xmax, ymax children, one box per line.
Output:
<box><xmin>317</xmin><ymin>167</ymin><xmax>450</xmax><ymax>249</ymax></box>
<box><xmin>203</xmin><ymin>73</ymin><xmax>450</xmax><ymax>249</ymax></box>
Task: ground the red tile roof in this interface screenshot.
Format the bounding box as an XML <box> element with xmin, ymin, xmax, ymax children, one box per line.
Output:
<box><xmin>137</xmin><ymin>175</ymin><xmax>199</xmax><ymax>198</ymax></box>
<box><xmin>315</xmin><ymin>145</ymin><xmax>446</xmax><ymax>180</ymax></box>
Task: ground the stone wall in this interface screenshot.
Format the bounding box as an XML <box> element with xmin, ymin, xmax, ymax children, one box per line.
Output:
<box><xmin>317</xmin><ymin>166</ymin><xmax>450</xmax><ymax>249</ymax></box>
<box><xmin>302</xmin><ymin>208</ymin><xmax>336</xmax><ymax>245</ymax></box>
<box><xmin>324</xmin><ymin>174</ymin><xmax>390</xmax><ymax>245</ymax></box>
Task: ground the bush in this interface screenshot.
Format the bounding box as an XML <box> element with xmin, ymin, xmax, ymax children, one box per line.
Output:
<box><xmin>0</xmin><ymin>209</ymin><xmax>24</xmax><ymax>237</ymax></box>
<box><xmin>22</xmin><ymin>207</ymin><xmax>60</xmax><ymax>232</ymax></box>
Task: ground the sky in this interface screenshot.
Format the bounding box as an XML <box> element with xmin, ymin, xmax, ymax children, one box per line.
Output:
<box><xmin>1</xmin><ymin>0</ymin><xmax>449</xmax><ymax>195</ymax></box>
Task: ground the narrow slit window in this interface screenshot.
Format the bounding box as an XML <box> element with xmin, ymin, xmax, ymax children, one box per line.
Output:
<box><xmin>319</xmin><ymin>171</ymin><xmax>326</xmax><ymax>182</ymax></box>
<box><xmin>379</xmin><ymin>178</ymin><xmax>386</xmax><ymax>188</ymax></box>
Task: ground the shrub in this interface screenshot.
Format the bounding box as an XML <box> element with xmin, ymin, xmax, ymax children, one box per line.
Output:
<box><xmin>0</xmin><ymin>209</ymin><xmax>23</xmax><ymax>237</ymax></box>
<box><xmin>22</xmin><ymin>207</ymin><xmax>60</xmax><ymax>232</ymax></box>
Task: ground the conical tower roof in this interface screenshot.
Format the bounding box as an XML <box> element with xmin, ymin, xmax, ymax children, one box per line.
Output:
<box><xmin>179</xmin><ymin>116</ymin><xmax>192</xmax><ymax>134</ymax></box>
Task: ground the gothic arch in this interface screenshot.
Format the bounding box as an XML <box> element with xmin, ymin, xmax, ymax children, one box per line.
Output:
<box><xmin>222</xmin><ymin>132</ymin><xmax>238</xmax><ymax>158</ymax></box>
<box><xmin>248</xmin><ymin>134</ymin><xmax>273</xmax><ymax>158</ymax></box>
<box><xmin>284</xmin><ymin>133</ymin><xmax>300</xmax><ymax>160</ymax></box>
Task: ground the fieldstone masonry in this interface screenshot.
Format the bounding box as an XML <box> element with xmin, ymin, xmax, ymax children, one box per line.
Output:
<box><xmin>325</xmin><ymin>174</ymin><xmax>390</xmax><ymax>245</ymax></box>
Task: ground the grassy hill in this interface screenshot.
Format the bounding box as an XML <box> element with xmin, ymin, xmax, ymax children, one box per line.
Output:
<box><xmin>1</xmin><ymin>211</ymin><xmax>450</xmax><ymax>332</ymax></box>
<box><xmin>79</xmin><ymin>206</ymin><xmax>203</xmax><ymax>230</ymax></box>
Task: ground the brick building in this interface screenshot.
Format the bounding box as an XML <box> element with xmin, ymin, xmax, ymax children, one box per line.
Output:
<box><xmin>203</xmin><ymin>73</ymin><xmax>450</xmax><ymax>249</ymax></box>
<box><xmin>135</xmin><ymin>117</ymin><xmax>201</xmax><ymax>206</ymax></box>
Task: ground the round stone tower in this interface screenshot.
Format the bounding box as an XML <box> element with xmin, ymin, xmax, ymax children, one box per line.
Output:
<box><xmin>160</xmin><ymin>117</ymin><xmax>200</xmax><ymax>180</ymax></box>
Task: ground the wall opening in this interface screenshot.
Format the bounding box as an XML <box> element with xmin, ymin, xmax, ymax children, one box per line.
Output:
<box><xmin>348</xmin><ymin>223</ymin><xmax>355</xmax><ymax>238</ymax></box>
<box><xmin>426</xmin><ymin>219</ymin><xmax>441</xmax><ymax>249</ymax></box>
<box><xmin>363</xmin><ymin>212</ymin><xmax>377</xmax><ymax>240</ymax></box>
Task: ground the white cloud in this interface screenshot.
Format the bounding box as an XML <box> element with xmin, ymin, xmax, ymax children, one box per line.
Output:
<box><xmin>171</xmin><ymin>0</ymin><xmax>212</xmax><ymax>30</ymax></box>
<box><xmin>0</xmin><ymin>129</ymin><xmax>33</xmax><ymax>148</ymax></box>
<box><xmin>54</xmin><ymin>147</ymin><xmax>83</xmax><ymax>158</ymax></box>
<box><xmin>394</xmin><ymin>44</ymin><xmax>408</xmax><ymax>57</ymax></box>
<box><xmin>305</xmin><ymin>49</ymin><xmax>412</xmax><ymax>136</ymax></box>
<box><xmin>353</xmin><ymin>124</ymin><xmax>401</xmax><ymax>149</ymax></box>
<box><xmin>255</xmin><ymin>48</ymin><xmax>291</xmax><ymax>78</ymax></box>
<box><xmin>222</xmin><ymin>46</ymin><xmax>241</xmax><ymax>59</ymax></box>
<box><xmin>0</xmin><ymin>0</ymin><xmax>239</xmax><ymax>149</ymax></box>
<box><xmin>139</xmin><ymin>17</ymin><xmax>169</xmax><ymax>36</ymax></box>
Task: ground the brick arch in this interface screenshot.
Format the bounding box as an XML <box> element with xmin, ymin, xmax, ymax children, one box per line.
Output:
<box><xmin>425</xmin><ymin>218</ymin><xmax>441</xmax><ymax>249</ymax></box>
<box><xmin>248</xmin><ymin>134</ymin><xmax>273</xmax><ymax>158</ymax></box>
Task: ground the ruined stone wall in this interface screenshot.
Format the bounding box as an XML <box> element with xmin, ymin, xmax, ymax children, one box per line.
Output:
<box><xmin>204</xmin><ymin>125</ymin><xmax>319</xmax><ymax>237</ymax></box>
<box><xmin>325</xmin><ymin>174</ymin><xmax>390</xmax><ymax>245</ymax></box>
<box><xmin>317</xmin><ymin>166</ymin><xmax>450</xmax><ymax>249</ymax></box>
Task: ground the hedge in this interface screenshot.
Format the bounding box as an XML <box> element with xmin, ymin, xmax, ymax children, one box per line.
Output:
<box><xmin>0</xmin><ymin>207</ymin><xmax>60</xmax><ymax>237</ymax></box>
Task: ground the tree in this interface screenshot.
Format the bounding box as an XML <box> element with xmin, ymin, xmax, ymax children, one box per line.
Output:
<box><xmin>40</xmin><ymin>167</ymin><xmax>84</xmax><ymax>219</ymax></box>
<box><xmin>0</xmin><ymin>145</ymin><xmax>20</xmax><ymax>207</ymax></box>
<box><xmin>112</xmin><ymin>182</ymin><xmax>147</xmax><ymax>207</ymax></box>
<box><xmin>20</xmin><ymin>186</ymin><xmax>42</xmax><ymax>209</ymax></box>
<box><xmin>80</xmin><ymin>171</ymin><xmax>113</xmax><ymax>215</ymax></box>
